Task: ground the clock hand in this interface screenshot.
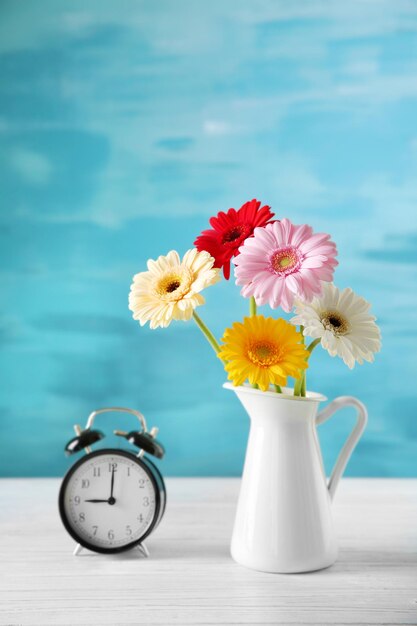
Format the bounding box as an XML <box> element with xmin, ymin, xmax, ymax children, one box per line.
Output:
<box><xmin>82</xmin><ymin>467</ymin><xmax>117</xmax><ymax>505</ymax></box>
<box><xmin>108</xmin><ymin>465</ymin><xmax>116</xmax><ymax>505</ymax></box>
<box><xmin>110</xmin><ymin>466</ymin><xmax>115</xmax><ymax>497</ymax></box>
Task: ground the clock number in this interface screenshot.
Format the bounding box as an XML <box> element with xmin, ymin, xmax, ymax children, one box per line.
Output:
<box><xmin>93</xmin><ymin>467</ymin><xmax>101</xmax><ymax>477</ymax></box>
<box><xmin>108</xmin><ymin>530</ymin><xmax>114</xmax><ymax>540</ymax></box>
<box><xmin>143</xmin><ymin>496</ymin><xmax>149</xmax><ymax>507</ymax></box>
<box><xmin>138</xmin><ymin>514</ymin><xmax>144</xmax><ymax>523</ymax></box>
<box><xmin>109</xmin><ymin>463</ymin><xmax>117</xmax><ymax>472</ymax></box>
<box><xmin>74</xmin><ymin>496</ymin><xmax>80</xmax><ymax>505</ymax></box>
<box><xmin>126</xmin><ymin>525</ymin><xmax>132</xmax><ymax>536</ymax></box>
<box><xmin>92</xmin><ymin>526</ymin><xmax>98</xmax><ymax>536</ymax></box>
<box><xmin>139</xmin><ymin>478</ymin><xmax>145</xmax><ymax>488</ymax></box>
<box><xmin>79</xmin><ymin>512</ymin><xmax>85</xmax><ymax>522</ymax></box>
<box><xmin>127</xmin><ymin>467</ymin><xmax>130</xmax><ymax>477</ymax></box>
<box><xmin>81</xmin><ymin>479</ymin><xmax>89</xmax><ymax>488</ymax></box>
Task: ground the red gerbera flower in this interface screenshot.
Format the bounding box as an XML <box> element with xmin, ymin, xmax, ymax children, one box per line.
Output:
<box><xmin>194</xmin><ymin>199</ymin><xmax>275</xmax><ymax>279</ymax></box>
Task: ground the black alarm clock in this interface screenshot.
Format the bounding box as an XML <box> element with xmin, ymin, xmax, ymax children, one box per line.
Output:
<box><xmin>58</xmin><ymin>407</ymin><xmax>166</xmax><ymax>556</ymax></box>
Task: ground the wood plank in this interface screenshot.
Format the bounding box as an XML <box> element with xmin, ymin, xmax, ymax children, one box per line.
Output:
<box><xmin>0</xmin><ymin>478</ymin><xmax>416</xmax><ymax>625</ymax></box>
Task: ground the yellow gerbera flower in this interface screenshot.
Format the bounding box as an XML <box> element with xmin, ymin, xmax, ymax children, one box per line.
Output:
<box><xmin>129</xmin><ymin>249</ymin><xmax>220</xmax><ymax>329</ymax></box>
<box><xmin>218</xmin><ymin>315</ymin><xmax>308</xmax><ymax>391</ymax></box>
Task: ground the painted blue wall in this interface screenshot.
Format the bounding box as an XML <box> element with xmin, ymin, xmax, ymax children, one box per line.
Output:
<box><xmin>1</xmin><ymin>1</ymin><xmax>416</xmax><ymax>477</ymax></box>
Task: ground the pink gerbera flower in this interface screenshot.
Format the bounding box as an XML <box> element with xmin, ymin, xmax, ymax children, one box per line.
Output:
<box><xmin>234</xmin><ymin>219</ymin><xmax>338</xmax><ymax>312</ymax></box>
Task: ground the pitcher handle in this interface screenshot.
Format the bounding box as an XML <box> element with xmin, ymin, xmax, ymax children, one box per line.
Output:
<box><xmin>316</xmin><ymin>396</ymin><xmax>367</xmax><ymax>500</ymax></box>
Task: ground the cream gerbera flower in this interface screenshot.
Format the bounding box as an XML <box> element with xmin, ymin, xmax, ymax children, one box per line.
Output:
<box><xmin>129</xmin><ymin>249</ymin><xmax>220</xmax><ymax>329</ymax></box>
<box><xmin>291</xmin><ymin>283</ymin><xmax>381</xmax><ymax>369</ymax></box>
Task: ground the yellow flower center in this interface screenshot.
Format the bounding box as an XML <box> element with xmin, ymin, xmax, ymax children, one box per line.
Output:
<box><xmin>247</xmin><ymin>340</ymin><xmax>283</xmax><ymax>367</ymax></box>
<box><xmin>321</xmin><ymin>310</ymin><xmax>350</xmax><ymax>335</ymax></box>
<box><xmin>155</xmin><ymin>269</ymin><xmax>193</xmax><ymax>301</ymax></box>
<box><xmin>270</xmin><ymin>247</ymin><xmax>299</xmax><ymax>275</ymax></box>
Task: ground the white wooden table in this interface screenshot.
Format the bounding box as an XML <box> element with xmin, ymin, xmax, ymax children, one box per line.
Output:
<box><xmin>0</xmin><ymin>478</ymin><xmax>416</xmax><ymax>626</ymax></box>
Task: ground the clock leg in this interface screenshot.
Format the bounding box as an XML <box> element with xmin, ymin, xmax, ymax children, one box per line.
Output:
<box><xmin>73</xmin><ymin>543</ymin><xmax>83</xmax><ymax>556</ymax></box>
<box><xmin>137</xmin><ymin>542</ymin><xmax>149</xmax><ymax>558</ymax></box>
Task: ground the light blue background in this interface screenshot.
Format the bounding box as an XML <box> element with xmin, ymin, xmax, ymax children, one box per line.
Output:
<box><xmin>1</xmin><ymin>1</ymin><xmax>416</xmax><ymax>477</ymax></box>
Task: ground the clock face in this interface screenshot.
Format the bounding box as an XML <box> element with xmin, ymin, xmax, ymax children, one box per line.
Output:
<box><xmin>59</xmin><ymin>449</ymin><xmax>163</xmax><ymax>553</ymax></box>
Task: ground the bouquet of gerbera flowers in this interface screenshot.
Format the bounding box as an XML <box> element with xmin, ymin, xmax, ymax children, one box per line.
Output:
<box><xmin>129</xmin><ymin>199</ymin><xmax>381</xmax><ymax>396</ymax></box>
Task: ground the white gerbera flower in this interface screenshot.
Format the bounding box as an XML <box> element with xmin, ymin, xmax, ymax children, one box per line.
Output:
<box><xmin>129</xmin><ymin>249</ymin><xmax>220</xmax><ymax>329</ymax></box>
<box><xmin>290</xmin><ymin>283</ymin><xmax>381</xmax><ymax>369</ymax></box>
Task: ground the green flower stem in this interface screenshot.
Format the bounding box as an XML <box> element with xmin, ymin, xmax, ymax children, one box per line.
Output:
<box><xmin>274</xmin><ymin>384</ymin><xmax>282</xmax><ymax>393</ymax></box>
<box><xmin>301</xmin><ymin>371</ymin><xmax>306</xmax><ymax>397</ymax></box>
<box><xmin>297</xmin><ymin>338</ymin><xmax>321</xmax><ymax>397</ymax></box>
<box><xmin>249</xmin><ymin>296</ymin><xmax>257</xmax><ymax>317</ymax></box>
<box><xmin>293</xmin><ymin>377</ymin><xmax>302</xmax><ymax>396</ymax></box>
<box><xmin>294</xmin><ymin>325</ymin><xmax>305</xmax><ymax>397</ymax></box>
<box><xmin>307</xmin><ymin>338</ymin><xmax>321</xmax><ymax>354</ymax></box>
<box><xmin>192</xmin><ymin>311</ymin><xmax>223</xmax><ymax>359</ymax></box>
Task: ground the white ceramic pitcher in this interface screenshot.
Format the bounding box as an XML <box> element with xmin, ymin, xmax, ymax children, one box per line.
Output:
<box><xmin>224</xmin><ymin>383</ymin><xmax>367</xmax><ymax>574</ymax></box>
